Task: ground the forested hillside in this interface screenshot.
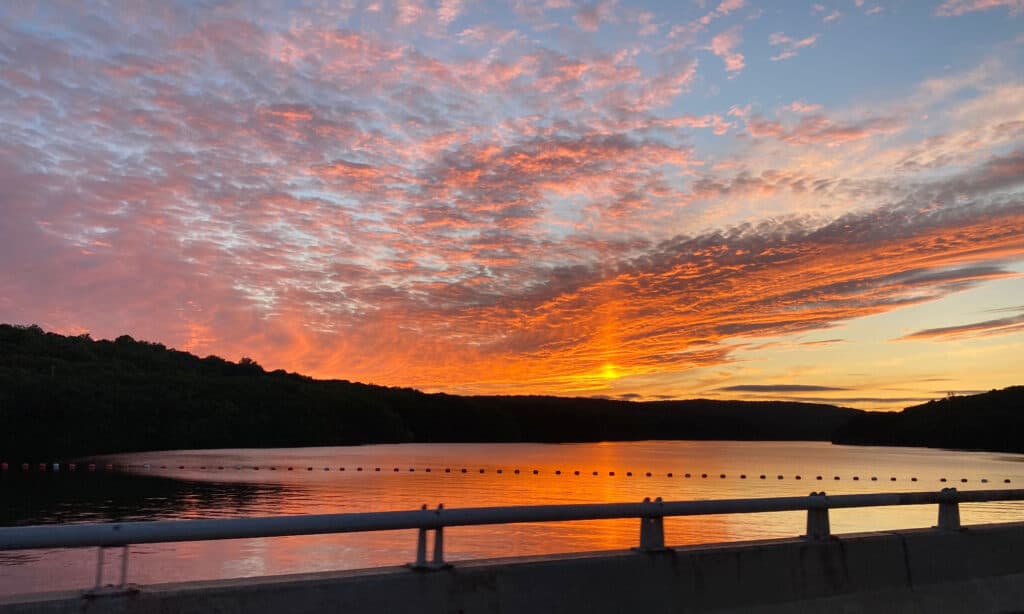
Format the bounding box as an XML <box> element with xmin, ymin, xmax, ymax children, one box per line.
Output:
<box><xmin>0</xmin><ymin>324</ymin><xmax>863</xmax><ymax>458</ymax></box>
<box><xmin>832</xmin><ymin>387</ymin><xmax>1024</xmax><ymax>452</ymax></box>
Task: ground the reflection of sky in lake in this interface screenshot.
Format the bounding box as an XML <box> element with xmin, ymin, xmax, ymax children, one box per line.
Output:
<box><xmin>3</xmin><ymin>441</ymin><xmax>1024</xmax><ymax>596</ymax></box>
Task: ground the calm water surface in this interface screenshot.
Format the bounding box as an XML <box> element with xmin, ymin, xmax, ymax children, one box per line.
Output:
<box><xmin>3</xmin><ymin>441</ymin><xmax>1024</xmax><ymax>596</ymax></box>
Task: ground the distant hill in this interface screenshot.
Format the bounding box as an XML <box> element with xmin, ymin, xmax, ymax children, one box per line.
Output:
<box><xmin>0</xmin><ymin>324</ymin><xmax>861</xmax><ymax>459</ymax></box>
<box><xmin>832</xmin><ymin>387</ymin><xmax>1024</xmax><ymax>452</ymax></box>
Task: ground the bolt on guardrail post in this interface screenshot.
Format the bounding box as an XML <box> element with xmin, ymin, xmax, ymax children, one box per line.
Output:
<box><xmin>637</xmin><ymin>497</ymin><xmax>666</xmax><ymax>552</ymax></box>
<box><xmin>804</xmin><ymin>492</ymin><xmax>831</xmax><ymax>540</ymax></box>
<box><xmin>937</xmin><ymin>488</ymin><xmax>961</xmax><ymax>530</ymax></box>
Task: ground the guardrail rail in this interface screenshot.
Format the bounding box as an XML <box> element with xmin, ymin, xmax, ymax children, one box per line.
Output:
<box><xmin>2</xmin><ymin>488</ymin><xmax>1023</xmax><ymax>595</ymax></box>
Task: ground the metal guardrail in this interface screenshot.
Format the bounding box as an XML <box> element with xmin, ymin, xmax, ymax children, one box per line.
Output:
<box><xmin>2</xmin><ymin>488</ymin><xmax>1023</xmax><ymax>594</ymax></box>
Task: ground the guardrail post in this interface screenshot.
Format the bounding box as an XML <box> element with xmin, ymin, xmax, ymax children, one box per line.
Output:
<box><xmin>431</xmin><ymin>504</ymin><xmax>448</xmax><ymax>568</ymax></box>
<box><xmin>937</xmin><ymin>488</ymin><xmax>961</xmax><ymax>530</ymax></box>
<box><xmin>804</xmin><ymin>492</ymin><xmax>830</xmax><ymax>540</ymax></box>
<box><xmin>637</xmin><ymin>497</ymin><xmax>666</xmax><ymax>552</ymax></box>
<box><xmin>413</xmin><ymin>504</ymin><xmax>429</xmax><ymax>568</ymax></box>
<box><xmin>85</xmin><ymin>545</ymin><xmax>136</xmax><ymax>596</ymax></box>
<box><xmin>94</xmin><ymin>546</ymin><xmax>105</xmax><ymax>589</ymax></box>
<box><xmin>410</xmin><ymin>504</ymin><xmax>450</xmax><ymax>570</ymax></box>
<box><xmin>119</xmin><ymin>545</ymin><xmax>130</xmax><ymax>587</ymax></box>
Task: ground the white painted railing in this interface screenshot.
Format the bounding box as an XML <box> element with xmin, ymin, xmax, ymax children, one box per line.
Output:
<box><xmin>2</xmin><ymin>488</ymin><xmax>1023</xmax><ymax>593</ymax></box>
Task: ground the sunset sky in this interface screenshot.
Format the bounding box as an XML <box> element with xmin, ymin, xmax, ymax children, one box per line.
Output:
<box><xmin>1</xmin><ymin>1</ymin><xmax>1022</xmax><ymax>410</ymax></box>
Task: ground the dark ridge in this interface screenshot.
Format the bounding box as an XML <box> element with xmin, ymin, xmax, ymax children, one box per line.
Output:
<box><xmin>832</xmin><ymin>387</ymin><xmax>1024</xmax><ymax>453</ymax></box>
<box><xmin>0</xmin><ymin>323</ymin><xmax>863</xmax><ymax>459</ymax></box>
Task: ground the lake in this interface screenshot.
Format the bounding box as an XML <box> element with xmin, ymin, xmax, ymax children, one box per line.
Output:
<box><xmin>3</xmin><ymin>440</ymin><xmax>1024</xmax><ymax>596</ymax></box>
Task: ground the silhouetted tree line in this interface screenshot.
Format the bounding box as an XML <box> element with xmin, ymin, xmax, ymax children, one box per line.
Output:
<box><xmin>19</xmin><ymin>322</ymin><xmax>1020</xmax><ymax>459</ymax></box>
<box><xmin>832</xmin><ymin>387</ymin><xmax>1024</xmax><ymax>452</ymax></box>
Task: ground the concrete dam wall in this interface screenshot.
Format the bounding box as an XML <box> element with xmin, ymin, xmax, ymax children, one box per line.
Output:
<box><xmin>4</xmin><ymin>521</ymin><xmax>1024</xmax><ymax>613</ymax></box>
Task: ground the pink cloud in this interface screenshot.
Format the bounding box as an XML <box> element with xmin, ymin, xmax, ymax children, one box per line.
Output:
<box><xmin>936</xmin><ymin>0</ymin><xmax>1024</xmax><ymax>16</ymax></box>
<box><xmin>744</xmin><ymin>111</ymin><xmax>903</xmax><ymax>145</ymax></box>
<box><xmin>395</xmin><ymin>0</ymin><xmax>427</xmax><ymax>25</ymax></box>
<box><xmin>746</xmin><ymin>115</ymin><xmax>785</xmax><ymax>138</ymax></box>
<box><xmin>437</xmin><ymin>0</ymin><xmax>463</xmax><ymax>25</ymax></box>
<box><xmin>728</xmin><ymin>104</ymin><xmax>751</xmax><ymax>118</ymax></box>
<box><xmin>574</xmin><ymin>0</ymin><xmax>617</xmax><ymax>32</ymax></box>
<box><xmin>785</xmin><ymin>101</ymin><xmax>823</xmax><ymax>114</ymax></box>
<box><xmin>698</xmin><ymin>0</ymin><xmax>747</xmax><ymax>25</ymax></box>
<box><xmin>769</xmin><ymin>32</ymin><xmax>819</xmax><ymax>61</ymax></box>
<box><xmin>717</xmin><ymin>0</ymin><xmax>747</xmax><ymax>14</ymax></box>
<box><xmin>709</xmin><ymin>26</ymin><xmax>745</xmax><ymax>74</ymax></box>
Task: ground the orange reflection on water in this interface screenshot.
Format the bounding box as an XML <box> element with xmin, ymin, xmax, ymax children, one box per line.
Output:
<box><xmin>6</xmin><ymin>441</ymin><xmax>1024</xmax><ymax>596</ymax></box>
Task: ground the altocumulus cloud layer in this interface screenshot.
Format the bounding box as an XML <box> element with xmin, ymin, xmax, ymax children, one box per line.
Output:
<box><xmin>0</xmin><ymin>1</ymin><xmax>1022</xmax><ymax>407</ymax></box>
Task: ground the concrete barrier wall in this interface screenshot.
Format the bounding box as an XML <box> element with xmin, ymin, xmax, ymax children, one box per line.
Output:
<box><xmin>4</xmin><ymin>522</ymin><xmax>1024</xmax><ymax>614</ymax></box>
